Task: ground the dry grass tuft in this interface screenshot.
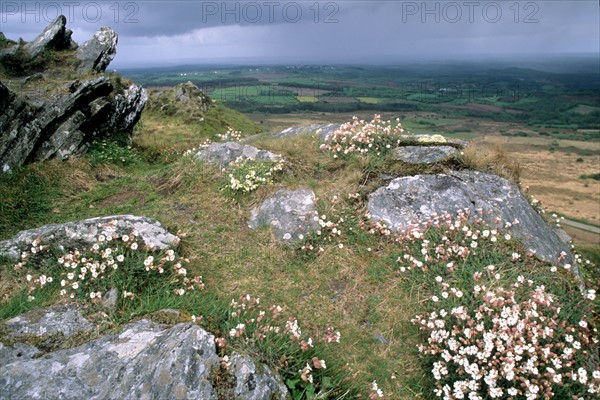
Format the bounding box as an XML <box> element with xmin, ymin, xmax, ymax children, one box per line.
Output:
<box><xmin>459</xmin><ymin>143</ymin><xmax>522</xmax><ymax>183</ymax></box>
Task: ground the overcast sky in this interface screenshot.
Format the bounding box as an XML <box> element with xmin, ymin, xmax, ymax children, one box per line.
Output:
<box><xmin>0</xmin><ymin>1</ymin><xmax>598</xmax><ymax>67</ymax></box>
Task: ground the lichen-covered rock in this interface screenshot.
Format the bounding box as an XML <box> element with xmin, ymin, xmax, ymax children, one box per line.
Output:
<box><xmin>0</xmin><ymin>215</ymin><xmax>178</xmax><ymax>260</ymax></box>
<box><xmin>111</xmin><ymin>83</ymin><xmax>149</xmax><ymax>135</ymax></box>
<box><xmin>367</xmin><ymin>170</ymin><xmax>573</xmax><ymax>265</ymax></box>
<box><xmin>4</xmin><ymin>304</ymin><xmax>93</xmax><ymax>340</ymax></box>
<box><xmin>0</xmin><ymin>319</ymin><xmax>219</xmax><ymax>400</ymax></box>
<box><xmin>229</xmin><ymin>353</ymin><xmax>288</xmax><ymax>399</ymax></box>
<box><xmin>248</xmin><ymin>189</ymin><xmax>318</xmax><ymax>243</ymax></box>
<box><xmin>76</xmin><ymin>27</ymin><xmax>117</xmax><ymax>73</ymax></box>
<box><xmin>400</xmin><ymin>134</ymin><xmax>468</xmax><ymax>148</ymax></box>
<box><xmin>0</xmin><ymin>78</ymin><xmax>146</xmax><ymax>171</ymax></box>
<box><xmin>394</xmin><ymin>145</ymin><xmax>458</xmax><ymax>164</ymax></box>
<box><xmin>195</xmin><ymin>142</ymin><xmax>282</xmax><ymax>167</ymax></box>
<box><xmin>23</xmin><ymin>15</ymin><xmax>76</xmax><ymax>58</ymax></box>
<box><xmin>273</xmin><ymin>124</ymin><xmax>339</xmax><ymax>140</ymax></box>
<box><xmin>0</xmin><ymin>312</ymin><xmax>291</xmax><ymax>400</ymax></box>
<box><xmin>0</xmin><ymin>19</ymin><xmax>147</xmax><ymax>173</ymax></box>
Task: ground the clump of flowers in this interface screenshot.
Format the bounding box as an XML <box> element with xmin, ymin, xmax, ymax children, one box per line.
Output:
<box><xmin>15</xmin><ymin>225</ymin><xmax>203</xmax><ymax>303</ymax></box>
<box><xmin>296</xmin><ymin>194</ymin><xmax>369</xmax><ymax>258</ymax></box>
<box><xmin>216</xmin><ymin>127</ymin><xmax>243</xmax><ymax>142</ymax></box>
<box><xmin>387</xmin><ymin>208</ymin><xmax>599</xmax><ymax>399</ymax></box>
<box><xmin>88</xmin><ymin>139</ymin><xmax>140</xmax><ymax>165</ymax></box>
<box><xmin>369</xmin><ymin>380</ymin><xmax>384</xmax><ymax>398</ymax></box>
<box><xmin>221</xmin><ymin>157</ymin><xmax>284</xmax><ymax>194</ymax></box>
<box><xmin>319</xmin><ymin>114</ymin><xmax>407</xmax><ymax>158</ymax></box>
<box><xmin>221</xmin><ymin>294</ymin><xmax>340</xmax><ymax>396</ymax></box>
<box><xmin>183</xmin><ymin>139</ymin><xmax>212</xmax><ymax>156</ymax></box>
<box><xmin>413</xmin><ymin>280</ymin><xmax>599</xmax><ymax>399</ymax></box>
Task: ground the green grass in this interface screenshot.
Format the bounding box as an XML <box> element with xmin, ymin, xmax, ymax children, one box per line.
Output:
<box><xmin>135</xmin><ymin>103</ymin><xmax>262</xmax><ymax>152</ymax></box>
<box><xmin>297</xmin><ymin>95</ymin><xmax>319</xmax><ymax>103</ymax></box>
<box><xmin>580</xmin><ymin>173</ymin><xmax>600</xmax><ymax>181</ymax></box>
<box><xmin>1</xmin><ymin>110</ymin><xmax>598</xmax><ymax>399</ymax></box>
<box><xmin>357</xmin><ymin>97</ymin><xmax>382</xmax><ymax>104</ymax></box>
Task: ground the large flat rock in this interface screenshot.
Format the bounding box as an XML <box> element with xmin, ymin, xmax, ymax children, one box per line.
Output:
<box><xmin>194</xmin><ymin>142</ymin><xmax>282</xmax><ymax>167</ymax></box>
<box><xmin>394</xmin><ymin>145</ymin><xmax>458</xmax><ymax>164</ymax></box>
<box><xmin>0</xmin><ymin>215</ymin><xmax>178</xmax><ymax>260</ymax></box>
<box><xmin>0</xmin><ymin>314</ymin><xmax>289</xmax><ymax>399</ymax></box>
<box><xmin>0</xmin><ymin>319</ymin><xmax>219</xmax><ymax>399</ymax></box>
<box><xmin>367</xmin><ymin>170</ymin><xmax>573</xmax><ymax>265</ymax></box>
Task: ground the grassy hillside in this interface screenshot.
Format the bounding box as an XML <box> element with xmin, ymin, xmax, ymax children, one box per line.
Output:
<box><xmin>1</xmin><ymin>108</ymin><xmax>598</xmax><ymax>399</ymax></box>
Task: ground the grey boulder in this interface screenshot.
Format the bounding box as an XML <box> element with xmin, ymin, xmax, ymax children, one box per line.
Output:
<box><xmin>249</xmin><ymin>189</ymin><xmax>318</xmax><ymax>242</ymax></box>
<box><xmin>0</xmin><ymin>215</ymin><xmax>178</xmax><ymax>260</ymax></box>
<box><xmin>229</xmin><ymin>353</ymin><xmax>289</xmax><ymax>399</ymax></box>
<box><xmin>195</xmin><ymin>142</ymin><xmax>282</xmax><ymax>167</ymax></box>
<box><xmin>367</xmin><ymin>170</ymin><xmax>573</xmax><ymax>264</ymax></box>
<box><xmin>23</xmin><ymin>15</ymin><xmax>76</xmax><ymax>58</ymax></box>
<box><xmin>0</xmin><ymin>319</ymin><xmax>219</xmax><ymax>400</ymax></box>
<box><xmin>4</xmin><ymin>304</ymin><xmax>94</xmax><ymax>340</ymax></box>
<box><xmin>273</xmin><ymin>124</ymin><xmax>339</xmax><ymax>140</ymax></box>
<box><xmin>76</xmin><ymin>27</ymin><xmax>117</xmax><ymax>73</ymax></box>
<box><xmin>394</xmin><ymin>145</ymin><xmax>458</xmax><ymax>164</ymax></box>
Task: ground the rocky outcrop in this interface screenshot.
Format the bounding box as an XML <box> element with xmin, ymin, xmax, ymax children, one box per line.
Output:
<box><xmin>146</xmin><ymin>82</ymin><xmax>211</xmax><ymax>123</ymax></box>
<box><xmin>394</xmin><ymin>145</ymin><xmax>458</xmax><ymax>164</ymax></box>
<box><xmin>195</xmin><ymin>142</ymin><xmax>282</xmax><ymax>167</ymax></box>
<box><xmin>367</xmin><ymin>170</ymin><xmax>573</xmax><ymax>265</ymax></box>
<box><xmin>76</xmin><ymin>27</ymin><xmax>117</xmax><ymax>73</ymax></box>
<box><xmin>24</xmin><ymin>15</ymin><xmax>76</xmax><ymax>58</ymax></box>
<box><xmin>273</xmin><ymin>124</ymin><xmax>339</xmax><ymax>140</ymax></box>
<box><xmin>0</xmin><ymin>215</ymin><xmax>178</xmax><ymax>260</ymax></box>
<box><xmin>249</xmin><ymin>189</ymin><xmax>318</xmax><ymax>243</ymax></box>
<box><xmin>0</xmin><ymin>17</ymin><xmax>146</xmax><ymax>173</ymax></box>
<box><xmin>0</xmin><ymin>311</ymin><xmax>289</xmax><ymax>400</ymax></box>
<box><xmin>0</xmin><ymin>16</ymin><xmax>75</xmax><ymax>60</ymax></box>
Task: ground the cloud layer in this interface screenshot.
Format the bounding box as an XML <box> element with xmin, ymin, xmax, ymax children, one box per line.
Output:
<box><xmin>1</xmin><ymin>1</ymin><xmax>598</xmax><ymax>67</ymax></box>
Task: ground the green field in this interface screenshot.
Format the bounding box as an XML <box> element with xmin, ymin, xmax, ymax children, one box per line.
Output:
<box><xmin>297</xmin><ymin>95</ymin><xmax>319</xmax><ymax>103</ymax></box>
<box><xmin>123</xmin><ymin>62</ymin><xmax>599</xmax><ymax>135</ymax></box>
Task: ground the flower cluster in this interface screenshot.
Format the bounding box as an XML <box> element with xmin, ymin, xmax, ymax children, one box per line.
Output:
<box><xmin>394</xmin><ymin>209</ymin><xmax>515</xmax><ymax>273</ymax></box>
<box><xmin>220</xmin><ymin>294</ymin><xmax>340</xmax><ymax>395</ymax></box>
<box><xmin>216</xmin><ymin>127</ymin><xmax>243</xmax><ymax>142</ymax></box>
<box><xmin>369</xmin><ymin>380</ymin><xmax>384</xmax><ymax>399</ymax></box>
<box><xmin>182</xmin><ymin>139</ymin><xmax>212</xmax><ymax>156</ymax></box>
<box><xmin>15</xmin><ymin>225</ymin><xmax>203</xmax><ymax>303</ymax></box>
<box><xmin>297</xmin><ymin>194</ymin><xmax>369</xmax><ymax>257</ymax></box>
<box><xmin>88</xmin><ymin>139</ymin><xmax>140</xmax><ymax>165</ymax></box>
<box><xmin>319</xmin><ymin>114</ymin><xmax>407</xmax><ymax>158</ymax></box>
<box><xmin>222</xmin><ymin>157</ymin><xmax>285</xmax><ymax>194</ymax></box>
<box><xmin>413</xmin><ymin>279</ymin><xmax>600</xmax><ymax>399</ymax></box>
<box><xmin>389</xmin><ymin>208</ymin><xmax>599</xmax><ymax>399</ymax></box>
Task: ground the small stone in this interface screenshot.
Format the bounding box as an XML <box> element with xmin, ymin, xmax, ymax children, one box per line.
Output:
<box><xmin>373</xmin><ymin>333</ymin><xmax>388</xmax><ymax>345</ymax></box>
<box><xmin>4</xmin><ymin>304</ymin><xmax>93</xmax><ymax>340</ymax></box>
<box><xmin>101</xmin><ymin>288</ymin><xmax>118</xmax><ymax>311</ymax></box>
<box><xmin>230</xmin><ymin>353</ymin><xmax>288</xmax><ymax>399</ymax></box>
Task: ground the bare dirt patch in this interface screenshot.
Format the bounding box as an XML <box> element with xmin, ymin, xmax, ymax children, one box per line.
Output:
<box><xmin>477</xmin><ymin>136</ymin><xmax>600</xmax><ymax>226</ymax></box>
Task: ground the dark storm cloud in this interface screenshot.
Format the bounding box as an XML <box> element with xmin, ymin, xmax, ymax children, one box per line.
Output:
<box><xmin>1</xmin><ymin>1</ymin><xmax>598</xmax><ymax>67</ymax></box>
